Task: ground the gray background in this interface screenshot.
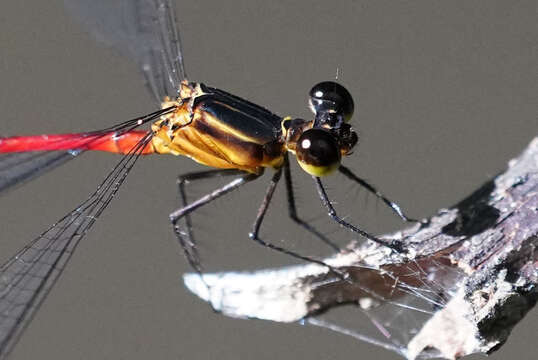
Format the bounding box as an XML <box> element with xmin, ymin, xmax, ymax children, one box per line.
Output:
<box><xmin>0</xmin><ymin>0</ymin><xmax>536</xmax><ymax>359</ymax></box>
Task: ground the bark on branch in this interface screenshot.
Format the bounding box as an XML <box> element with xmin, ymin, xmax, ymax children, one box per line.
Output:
<box><xmin>184</xmin><ymin>137</ymin><xmax>538</xmax><ymax>359</ymax></box>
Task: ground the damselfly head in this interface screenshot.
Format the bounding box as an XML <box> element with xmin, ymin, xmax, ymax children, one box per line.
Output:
<box><xmin>285</xmin><ymin>82</ymin><xmax>358</xmax><ymax>176</ymax></box>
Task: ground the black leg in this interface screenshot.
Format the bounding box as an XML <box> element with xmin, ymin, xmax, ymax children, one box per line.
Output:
<box><xmin>170</xmin><ymin>170</ymin><xmax>261</xmax><ymax>273</ymax></box>
<box><xmin>177</xmin><ymin>169</ymin><xmax>246</xmax><ymax>256</ymax></box>
<box><xmin>338</xmin><ymin>165</ymin><xmax>418</xmax><ymax>222</ymax></box>
<box><xmin>314</xmin><ymin>176</ymin><xmax>406</xmax><ymax>253</ymax></box>
<box><xmin>283</xmin><ymin>155</ymin><xmax>340</xmax><ymax>251</ymax></box>
<box><xmin>250</xmin><ymin>168</ymin><xmax>347</xmax><ymax>278</ymax></box>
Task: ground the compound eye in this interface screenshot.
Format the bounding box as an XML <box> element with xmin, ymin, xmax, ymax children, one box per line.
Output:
<box><xmin>309</xmin><ymin>81</ymin><xmax>354</xmax><ymax>121</ymax></box>
<box><xmin>296</xmin><ymin>129</ymin><xmax>341</xmax><ymax>176</ymax></box>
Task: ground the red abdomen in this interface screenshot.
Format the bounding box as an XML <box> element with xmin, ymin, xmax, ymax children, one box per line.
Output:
<box><xmin>0</xmin><ymin>130</ymin><xmax>155</xmax><ymax>154</ymax></box>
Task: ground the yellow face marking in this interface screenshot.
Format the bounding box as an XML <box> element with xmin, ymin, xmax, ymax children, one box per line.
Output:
<box><xmin>297</xmin><ymin>161</ymin><xmax>339</xmax><ymax>176</ymax></box>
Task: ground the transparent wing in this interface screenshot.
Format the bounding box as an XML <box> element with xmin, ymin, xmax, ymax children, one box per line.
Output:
<box><xmin>0</xmin><ymin>107</ymin><xmax>172</xmax><ymax>196</ymax></box>
<box><xmin>64</xmin><ymin>0</ymin><xmax>187</xmax><ymax>103</ymax></box>
<box><xmin>0</xmin><ymin>151</ymin><xmax>81</xmax><ymax>194</ymax></box>
<box><xmin>0</xmin><ymin>106</ymin><xmax>174</xmax><ymax>357</ymax></box>
<box><xmin>0</xmin><ymin>131</ymin><xmax>153</xmax><ymax>359</ymax></box>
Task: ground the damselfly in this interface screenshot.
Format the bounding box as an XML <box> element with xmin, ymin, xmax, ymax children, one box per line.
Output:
<box><xmin>0</xmin><ymin>1</ymin><xmax>420</xmax><ymax>358</ymax></box>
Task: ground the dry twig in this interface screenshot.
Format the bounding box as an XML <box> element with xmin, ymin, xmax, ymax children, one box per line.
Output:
<box><xmin>184</xmin><ymin>137</ymin><xmax>537</xmax><ymax>359</ymax></box>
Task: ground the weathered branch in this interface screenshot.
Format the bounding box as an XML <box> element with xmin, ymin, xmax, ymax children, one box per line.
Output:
<box><xmin>184</xmin><ymin>137</ymin><xmax>537</xmax><ymax>359</ymax></box>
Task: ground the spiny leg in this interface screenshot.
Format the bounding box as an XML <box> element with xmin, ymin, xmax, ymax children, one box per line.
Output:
<box><xmin>338</xmin><ymin>165</ymin><xmax>419</xmax><ymax>223</ymax></box>
<box><xmin>176</xmin><ymin>169</ymin><xmax>247</xmax><ymax>262</ymax></box>
<box><xmin>250</xmin><ymin>168</ymin><xmax>347</xmax><ymax>278</ymax></box>
<box><xmin>170</xmin><ymin>171</ymin><xmax>261</xmax><ymax>274</ymax></box>
<box><xmin>314</xmin><ymin>176</ymin><xmax>406</xmax><ymax>253</ymax></box>
<box><xmin>283</xmin><ymin>155</ymin><xmax>340</xmax><ymax>251</ymax></box>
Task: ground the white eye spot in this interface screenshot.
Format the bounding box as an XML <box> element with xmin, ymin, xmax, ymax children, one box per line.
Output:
<box><xmin>315</xmin><ymin>91</ymin><xmax>323</xmax><ymax>97</ymax></box>
<box><xmin>301</xmin><ymin>139</ymin><xmax>311</xmax><ymax>149</ymax></box>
